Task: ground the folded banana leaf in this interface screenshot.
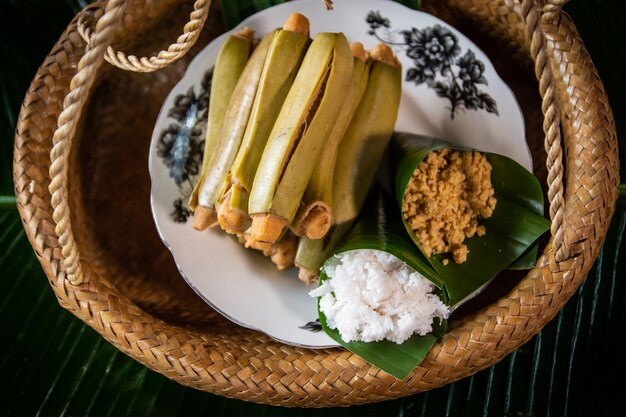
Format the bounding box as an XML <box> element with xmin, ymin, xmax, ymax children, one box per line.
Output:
<box><xmin>318</xmin><ymin>188</ymin><xmax>447</xmax><ymax>380</ymax></box>
<box><xmin>391</xmin><ymin>132</ymin><xmax>551</xmax><ymax>306</ymax></box>
<box><xmin>317</xmin><ymin>133</ymin><xmax>550</xmax><ymax>378</ymax></box>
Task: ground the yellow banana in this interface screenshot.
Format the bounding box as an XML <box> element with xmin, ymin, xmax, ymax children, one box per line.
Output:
<box><xmin>248</xmin><ymin>32</ymin><xmax>354</xmax><ymax>245</ymax></box>
<box><xmin>189</xmin><ymin>27</ymin><xmax>254</xmax><ymax>215</ymax></box>
<box><xmin>192</xmin><ymin>28</ymin><xmax>277</xmax><ymax>230</ymax></box>
<box><xmin>217</xmin><ymin>13</ymin><xmax>311</xmax><ymax>235</ymax></box>
<box><xmin>295</xmin><ymin>44</ymin><xmax>402</xmax><ymax>282</ymax></box>
<box><xmin>293</xmin><ymin>42</ymin><xmax>370</xmax><ymax>240</ymax></box>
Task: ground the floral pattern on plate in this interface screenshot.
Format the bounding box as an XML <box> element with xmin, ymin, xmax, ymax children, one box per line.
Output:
<box><xmin>156</xmin><ymin>69</ymin><xmax>212</xmax><ymax>223</ymax></box>
<box><xmin>366</xmin><ymin>11</ymin><xmax>497</xmax><ymax>119</ymax></box>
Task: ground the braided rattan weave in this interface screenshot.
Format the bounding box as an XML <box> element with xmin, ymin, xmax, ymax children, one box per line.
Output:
<box><xmin>13</xmin><ymin>0</ymin><xmax>619</xmax><ymax>407</ymax></box>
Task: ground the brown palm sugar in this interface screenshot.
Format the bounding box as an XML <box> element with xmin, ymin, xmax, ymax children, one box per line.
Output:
<box><xmin>401</xmin><ymin>149</ymin><xmax>496</xmax><ymax>264</ymax></box>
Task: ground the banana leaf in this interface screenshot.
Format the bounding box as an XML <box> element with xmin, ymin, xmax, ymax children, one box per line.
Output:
<box><xmin>318</xmin><ymin>312</ymin><xmax>446</xmax><ymax>380</ymax></box>
<box><xmin>316</xmin><ymin>130</ymin><xmax>550</xmax><ymax>378</ymax></box>
<box><xmin>391</xmin><ymin>132</ymin><xmax>551</xmax><ymax>306</ymax></box>
<box><xmin>318</xmin><ymin>188</ymin><xmax>448</xmax><ymax>380</ymax></box>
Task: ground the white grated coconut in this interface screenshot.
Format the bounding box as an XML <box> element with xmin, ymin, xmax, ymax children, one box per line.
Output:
<box><xmin>309</xmin><ymin>249</ymin><xmax>449</xmax><ymax>344</ymax></box>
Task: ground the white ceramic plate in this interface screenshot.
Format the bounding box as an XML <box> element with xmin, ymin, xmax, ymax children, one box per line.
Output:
<box><xmin>149</xmin><ymin>0</ymin><xmax>530</xmax><ymax>348</ymax></box>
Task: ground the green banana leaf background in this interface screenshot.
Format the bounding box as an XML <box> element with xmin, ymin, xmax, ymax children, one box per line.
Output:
<box><xmin>1</xmin><ymin>0</ymin><xmax>625</xmax><ymax>416</ymax></box>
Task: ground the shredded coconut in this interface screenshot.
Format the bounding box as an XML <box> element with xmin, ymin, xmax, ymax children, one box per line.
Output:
<box><xmin>309</xmin><ymin>249</ymin><xmax>449</xmax><ymax>344</ymax></box>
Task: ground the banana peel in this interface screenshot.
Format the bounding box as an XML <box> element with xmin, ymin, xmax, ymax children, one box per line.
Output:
<box><xmin>293</xmin><ymin>42</ymin><xmax>370</xmax><ymax>240</ymax></box>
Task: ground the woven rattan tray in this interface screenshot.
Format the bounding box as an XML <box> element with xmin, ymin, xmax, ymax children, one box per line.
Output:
<box><xmin>13</xmin><ymin>0</ymin><xmax>619</xmax><ymax>407</ymax></box>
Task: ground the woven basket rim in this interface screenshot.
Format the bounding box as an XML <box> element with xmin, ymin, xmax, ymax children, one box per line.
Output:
<box><xmin>12</xmin><ymin>0</ymin><xmax>620</xmax><ymax>407</ymax></box>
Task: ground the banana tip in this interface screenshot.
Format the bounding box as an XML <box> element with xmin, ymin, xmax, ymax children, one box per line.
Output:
<box><xmin>250</xmin><ymin>213</ymin><xmax>288</xmax><ymax>245</ymax></box>
<box><xmin>283</xmin><ymin>13</ymin><xmax>310</xmax><ymax>37</ymax></box>
<box><xmin>297</xmin><ymin>267</ymin><xmax>318</xmax><ymax>284</ymax></box>
<box><xmin>193</xmin><ymin>206</ymin><xmax>218</xmax><ymax>230</ymax></box>
<box><xmin>370</xmin><ymin>43</ymin><xmax>401</xmax><ymax>68</ymax></box>
<box><xmin>351</xmin><ymin>42</ymin><xmax>367</xmax><ymax>61</ymax></box>
<box><xmin>217</xmin><ymin>206</ymin><xmax>250</xmax><ymax>235</ymax></box>
<box><xmin>269</xmin><ymin>235</ymin><xmax>298</xmax><ymax>271</ymax></box>
<box><xmin>234</xmin><ymin>26</ymin><xmax>255</xmax><ymax>41</ymax></box>
<box><xmin>298</xmin><ymin>203</ymin><xmax>332</xmax><ymax>240</ymax></box>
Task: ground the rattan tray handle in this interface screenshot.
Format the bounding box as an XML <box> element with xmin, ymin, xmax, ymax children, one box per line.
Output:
<box><xmin>524</xmin><ymin>0</ymin><xmax>569</xmax><ymax>262</ymax></box>
<box><xmin>49</xmin><ymin>0</ymin><xmax>570</xmax><ymax>285</ymax></box>
<box><xmin>76</xmin><ymin>0</ymin><xmax>210</xmax><ymax>73</ymax></box>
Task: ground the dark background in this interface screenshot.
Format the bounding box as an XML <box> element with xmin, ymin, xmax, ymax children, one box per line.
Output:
<box><xmin>1</xmin><ymin>0</ymin><xmax>624</xmax><ymax>416</ymax></box>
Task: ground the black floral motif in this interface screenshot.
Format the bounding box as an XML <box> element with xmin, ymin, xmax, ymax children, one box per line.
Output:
<box><xmin>366</xmin><ymin>11</ymin><xmax>498</xmax><ymax>119</ymax></box>
<box><xmin>156</xmin><ymin>122</ymin><xmax>204</xmax><ymax>187</ymax></box>
<box><xmin>406</xmin><ymin>65</ymin><xmax>436</xmax><ymax>85</ymax></box>
<box><xmin>402</xmin><ymin>25</ymin><xmax>460</xmax><ymax>78</ymax></box>
<box><xmin>171</xmin><ymin>198</ymin><xmax>192</xmax><ymax>223</ymax></box>
<box><xmin>197</xmin><ymin>67</ymin><xmax>213</xmax><ymax>122</ymax></box>
<box><xmin>156</xmin><ymin>68</ymin><xmax>213</xmax><ymax>223</ymax></box>
<box><xmin>168</xmin><ymin>87</ymin><xmax>196</xmax><ymax>121</ymax></box>
<box><xmin>366</xmin><ymin>10</ymin><xmax>390</xmax><ymax>34</ymax></box>
<box><xmin>157</xmin><ymin>124</ymin><xmax>177</xmax><ymax>160</ymax></box>
<box><xmin>299</xmin><ymin>319</ymin><xmax>322</xmax><ymax>332</ymax></box>
<box><xmin>457</xmin><ymin>50</ymin><xmax>487</xmax><ymax>86</ymax></box>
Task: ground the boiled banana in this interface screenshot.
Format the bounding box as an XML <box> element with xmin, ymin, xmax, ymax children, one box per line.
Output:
<box><xmin>295</xmin><ymin>43</ymin><xmax>402</xmax><ymax>282</ymax></box>
<box><xmin>192</xmin><ymin>28</ymin><xmax>276</xmax><ymax>230</ymax></box>
<box><xmin>189</xmin><ymin>27</ymin><xmax>254</xmax><ymax>218</ymax></box>
<box><xmin>217</xmin><ymin>13</ymin><xmax>311</xmax><ymax>235</ymax></box>
<box><xmin>248</xmin><ymin>32</ymin><xmax>354</xmax><ymax>245</ymax></box>
<box><xmin>293</xmin><ymin>42</ymin><xmax>370</xmax><ymax>240</ymax></box>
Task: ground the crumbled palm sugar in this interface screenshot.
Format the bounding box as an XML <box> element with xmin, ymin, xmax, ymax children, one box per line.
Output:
<box><xmin>402</xmin><ymin>149</ymin><xmax>496</xmax><ymax>264</ymax></box>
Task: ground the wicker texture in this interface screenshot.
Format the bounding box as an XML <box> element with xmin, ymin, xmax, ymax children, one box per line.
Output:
<box><xmin>524</xmin><ymin>0</ymin><xmax>567</xmax><ymax>261</ymax></box>
<box><xmin>77</xmin><ymin>0</ymin><xmax>211</xmax><ymax>73</ymax></box>
<box><xmin>13</xmin><ymin>0</ymin><xmax>619</xmax><ymax>407</ymax></box>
